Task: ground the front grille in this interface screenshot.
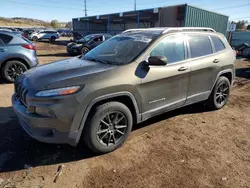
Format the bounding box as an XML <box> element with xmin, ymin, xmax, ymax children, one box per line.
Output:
<box><xmin>15</xmin><ymin>82</ymin><xmax>28</xmax><ymax>107</ymax></box>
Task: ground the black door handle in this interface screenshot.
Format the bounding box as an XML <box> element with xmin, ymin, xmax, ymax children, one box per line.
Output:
<box><xmin>213</xmin><ymin>59</ymin><xmax>220</xmax><ymax>63</ymax></box>
<box><xmin>0</xmin><ymin>48</ymin><xmax>6</xmax><ymax>52</ymax></box>
<box><xmin>178</xmin><ymin>67</ymin><xmax>188</xmax><ymax>71</ymax></box>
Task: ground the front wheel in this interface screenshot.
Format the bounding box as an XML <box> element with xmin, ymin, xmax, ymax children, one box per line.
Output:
<box><xmin>1</xmin><ymin>60</ymin><xmax>28</xmax><ymax>83</ymax></box>
<box><xmin>81</xmin><ymin>46</ymin><xmax>90</xmax><ymax>55</ymax></box>
<box><xmin>83</xmin><ymin>102</ymin><xmax>133</xmax><ymax>154</ymax></box>
<box><xmin>50</xmin><ymin>36</ymin><xmax>56</xmax><ymax>43</ymax></box>
<box><xmin>206</xmin><ymin>76</ymin><xmax>230</xmax><ymax>110</ymax></box>
<box><xmin>32</xmin><ymin>36</ymin><xmax>38</xmax><ymax>42</ymax></box>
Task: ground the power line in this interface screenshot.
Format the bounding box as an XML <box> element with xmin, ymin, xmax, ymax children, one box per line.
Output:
<box><xmin>214</xmin><ymin>3</ymin><xmax>250</xmax><ymax>11</ymax></box>
<box><xmin>230</xmin><ymin>16</ymin><xmax>250</xmax><ymax>20</ymax></box>
<box><xmin>84</xmin><ymin>0</ymin><xmax>87</xmax><ymax>17</ymax></box>
<box><xmin>4</xmin><ymin>0</ymin><xmax>100</xmax><ymax>11</ymax></box>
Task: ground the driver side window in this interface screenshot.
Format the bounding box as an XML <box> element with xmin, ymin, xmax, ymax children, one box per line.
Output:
<box><xmin>150</xmin><ymin>35</ymin><xmax>185</xmax><ymax>64</ymax></box>
<box><xmin>93</xmin><ymin>36</ymin><xmax>103</xmax><ymax>42</ymax></box>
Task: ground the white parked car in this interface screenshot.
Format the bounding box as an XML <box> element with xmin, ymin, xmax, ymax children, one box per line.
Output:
<box><xmin>29</xmin><ymin>30</ymin><xmax>60</xmax><ymax>42</ymax></box>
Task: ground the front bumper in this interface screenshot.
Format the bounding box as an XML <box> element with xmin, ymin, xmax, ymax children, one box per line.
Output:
<box><xmin>12</xmin><ymin>95</ymin><xmax>80</xmax><ymax>146</ymax></box>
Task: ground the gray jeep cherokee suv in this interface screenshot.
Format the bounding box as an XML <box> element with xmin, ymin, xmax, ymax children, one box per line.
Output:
<box><xmin>12</xmin><ymin>27</ymin><xmax>235</xmax><ymax>154</ymax></box>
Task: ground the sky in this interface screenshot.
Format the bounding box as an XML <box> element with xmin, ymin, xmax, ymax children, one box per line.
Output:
<box><xmin>0</xmin><ymin>0</ymin><xmax>250</xmax><ymax>22</ymax></box>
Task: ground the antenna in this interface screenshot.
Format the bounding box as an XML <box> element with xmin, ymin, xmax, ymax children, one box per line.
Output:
<box><xmin>134</xmin><ymin>0</ymin><xmax>136</xmax><ymax>11</ymax></box>
<box><xmin>84</xmin><ymin>0</ymin><xmax>87</xmax><ymax>17</ymax></box>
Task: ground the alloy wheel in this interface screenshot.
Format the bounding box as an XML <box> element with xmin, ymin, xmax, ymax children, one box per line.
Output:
<box><xmin>97</xmin><ymin>111</ymin><xmax>128</xmax><ymax>146</ymax></box>
<box><xmin>6</xmin><ymin>63</ymin><xmax>26</xmax><ymax>81</ymax></box>
<box><xmin>215</xmin><ymin>82</ymin><xmax>229</xmax><ymax>106</ymax></box>
<box><xmin>82</xmin><ymin>47</ymin><xmax>89</xmax><ymax>55</ymax></box>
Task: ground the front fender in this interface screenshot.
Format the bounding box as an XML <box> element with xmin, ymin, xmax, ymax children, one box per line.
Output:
<box><xmin>70</xmin><ymin>90</ymin><xmax>142</xmax><ymax>145</ymax></box>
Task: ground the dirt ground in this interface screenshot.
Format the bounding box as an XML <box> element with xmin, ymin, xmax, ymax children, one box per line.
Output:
<box><xmin>0</xmin><ymin>40</ymin><xmax>250</xmax><ymax>188</ymax></box>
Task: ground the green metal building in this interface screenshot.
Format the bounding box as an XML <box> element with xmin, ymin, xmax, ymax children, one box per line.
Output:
<box><xmin>72</xmin><ymin>4</ymin><xmax>229</xmax><ymax>36</ymax></box>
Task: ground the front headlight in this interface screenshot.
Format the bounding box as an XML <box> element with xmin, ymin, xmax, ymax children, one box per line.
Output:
<box><xmin>35</xmin><ymin>86</ymin><xmax>81</xmax><ymax>97</ymax></box>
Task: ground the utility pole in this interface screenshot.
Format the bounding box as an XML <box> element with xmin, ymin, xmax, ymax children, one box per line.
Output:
<box><xmin>134</xmin><ymin>0</ymin><xmax>136</xmax><ymax>11</ymax></box>
<box><xmin>84</xmin><ymin>0</ymin><xmax>87</xmax><ymax>17</ymax></box>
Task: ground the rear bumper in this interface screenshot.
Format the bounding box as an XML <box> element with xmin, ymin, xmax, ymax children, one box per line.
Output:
<box><xmin>12</xmin><ymin>95</ymin><xmax>80</xmax><ymax>146</ymax></box>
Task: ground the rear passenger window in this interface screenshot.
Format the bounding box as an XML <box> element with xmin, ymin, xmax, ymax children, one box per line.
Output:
<box><xmin>211</xmin><ymin>36</ymin><xmax>226</xmax><ymax>52</ymax></box>
<box><xmin>187</xmin><ymin>35</ymin><xmax>213</xmax><ymax>58</ymax></box>
<box><xmin>0</xmin><ymin>34</ymin><xmax>13</xmax><ymax>44</ymax></box>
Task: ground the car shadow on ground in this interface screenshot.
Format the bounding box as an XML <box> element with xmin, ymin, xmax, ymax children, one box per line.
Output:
<box><xmin>236</xmin><ymin>67</ymin><xmax>250</xmax><ymax>79</ymax></box>
<box><xmin>0</xmin><ymin>102</ymin><xmax>211</xmax><ymax>173</ymax></box>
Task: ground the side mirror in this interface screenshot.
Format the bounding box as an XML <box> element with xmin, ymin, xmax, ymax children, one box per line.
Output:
<box><xmin>146</xmin><ymin>56</ymin><xmax>167</xmax><ymax>66</ymax></box>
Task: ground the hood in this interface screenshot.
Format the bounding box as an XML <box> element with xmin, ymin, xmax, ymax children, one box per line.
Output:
<box><xmin>22</xmin><ymin>57</ymin><xmax>116</xmax><ymax>90</ymax></box>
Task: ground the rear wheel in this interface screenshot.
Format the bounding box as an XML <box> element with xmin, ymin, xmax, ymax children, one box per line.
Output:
<box><xmin>206</xmin><ymin>76</ymin><xmax>230</xmax><ymax>110</ymax></box>
<box><xmin>83</xmin><ymin>102</ymin><xmax>133</xmax><ymax>154</ymax></box>
<box><xmin>32</xmin><ymin>36</ymin><xmax>38</xmax><ymax>42</ymax></box>
<box><xmin>1</xmin><ymin>60</ymin><xmax>28</xmax><ymax>83</ymax></box>
<box><xmin>81</xmin><ymin>46</ymin><xmax>90</xmax><ymax>55</ymax></box>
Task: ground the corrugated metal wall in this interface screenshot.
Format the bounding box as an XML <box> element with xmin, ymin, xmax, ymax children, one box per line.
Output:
<box><xmin>185</xmin><ymin>5</ymin><xmax>229</xmax><ymax>35</ymax></box>
<box><xmin>230</xmin><ymin>32</ymin><xmax>250</xmax><ymax>46</ymax></box>
<box><xmin>156</xmin><ymin>7</ymin><xmax>179</xmax><ymax>27</ymax></box>
<box><xmin>72</xmin><ymin>19</ymin><xmax>106</xmax><ymax>35</ymax></box>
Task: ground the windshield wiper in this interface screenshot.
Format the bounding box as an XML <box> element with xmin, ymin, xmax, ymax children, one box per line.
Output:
<box><xmin>85</xmin><ymin>57</ymin><xmax>109</xmax><ymax>64</ymax></box>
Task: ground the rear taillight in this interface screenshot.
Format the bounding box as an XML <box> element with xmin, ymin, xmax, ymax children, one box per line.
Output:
<box><xmin>233</xmin><ymin>50</ymin><xmax>237</xmax><ymax>56</ymax></box>
<box><xmin>21</xmin><ymin>44</ymin><xmax>36</xmax><ymax>50</ymax></box>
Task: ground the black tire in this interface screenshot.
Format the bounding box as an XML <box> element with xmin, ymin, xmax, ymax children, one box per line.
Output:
<box><xmin>206</xmin><ymin>76</ymin><xmax>230</xmax><ymax>110</ymax></box>
<box><xmin>32</xmin><ymin>36</ymin><xmax>38</xmax><ymax>42</ymax></box>
<box><xmin>81</xmin><ymin>46</ymin><xmax>90</xmax><ymax>55</ymax></box>
<box><xmin>50</xmin><ymin>36</ymin><xmax>56</xmax><ymax>43</ymax></box>
<box><xmin>1</xmin><ymin>60</ymin><xmax>28</xmax><ymax>83</ymax></box>
<box><xmin>83</xmin><ymin>102</ymin><xmax>133</xmax><ymax>154</ymax></box>
<box><xmin>242</xmin><ymin>47</ymin><xmax>250</xmax><ymax>58</ymax></box>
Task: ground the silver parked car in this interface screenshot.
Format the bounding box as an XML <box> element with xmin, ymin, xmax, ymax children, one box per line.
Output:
<box><xmin>0</xmin><ymin>31</ymin><xmax>38</xmax><ymax>82</ymax></box>
<box><xmin>29</xmin><ymin>30</ymin><xmax>60</xmax><ymax>43</ymax></box>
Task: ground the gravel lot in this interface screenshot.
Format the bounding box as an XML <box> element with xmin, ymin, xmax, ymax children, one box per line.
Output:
<box><xmin>0</xmin><ymin>40</ymin><xmax>250</xmax><ymax>188</ymax></box>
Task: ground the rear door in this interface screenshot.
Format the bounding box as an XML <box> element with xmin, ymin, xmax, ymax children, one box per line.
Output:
<box><xmin>185</xmin><ymin>34</ymin><xmax>221</xmax><ymax>105</ymax></box>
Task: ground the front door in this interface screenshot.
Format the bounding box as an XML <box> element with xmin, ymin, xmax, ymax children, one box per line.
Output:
<box><xmin>138</xmin><ymin>34</ymin><xmax>190</xmax><ymax>120</ymax></box>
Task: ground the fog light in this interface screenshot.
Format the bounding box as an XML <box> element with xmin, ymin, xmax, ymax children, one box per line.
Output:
<box><xmin>35</xmin><ymin>107</ymin><xmax>55</xmax><ymax>117</ymax></box>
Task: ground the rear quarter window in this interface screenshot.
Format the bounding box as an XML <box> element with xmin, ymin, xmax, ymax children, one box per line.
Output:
<box><xmin>211</xmin><ymin>36</ymin><xmax>226</xmax><ymax>52</ymax></box>
<box><xmin>0</xmin><ymin>33</ymin><xmax>13</xmax><ymax>44</ymax></box>
<box><xmin>187</xmin><ymin>35</ymin><xmax>213</xmax><ymax>58</ymax></box>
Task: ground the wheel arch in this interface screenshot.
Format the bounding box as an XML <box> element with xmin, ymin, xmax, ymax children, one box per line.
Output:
<box><xmin>0</xmin><ymin>57</ymin><xmax>30</xmax><ymax>71</ymax></box>
<box><xmin>210</xmin><ymin>69</ymin><xmax>234</xmax><ymax>92</ymax></box>
<box><xmin>79</xmin><ymin>92</ymin><xmax>141</xmax><ymax>131</ymax></box>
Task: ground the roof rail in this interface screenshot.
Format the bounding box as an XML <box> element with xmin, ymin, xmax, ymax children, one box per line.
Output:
<box><xmin>162</xmin><ymin>27</ymin><xmax>216</xmax><ymax>33</ymax></box>
<box><xmin>122</xmin><ymin>27</ymin><xmax>216</xmax><ymax>34</ymax></box>
<box><xmin>122</xmin><ymin>28</ymin><xmax>165</xmax><ymax>33</ymax></box>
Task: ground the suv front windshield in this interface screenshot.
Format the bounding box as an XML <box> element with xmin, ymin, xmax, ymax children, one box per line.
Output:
<box><xmin>83</xmin><ymin>34</ymin><xmax>154</xmax><ymax>65</ymax></box>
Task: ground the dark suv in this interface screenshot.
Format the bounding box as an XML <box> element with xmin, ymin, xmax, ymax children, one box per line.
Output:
<box><xmin>67</xmin><ymin>33</ymin><xmax>112</xmax><ymax>55</ymax></box>
<box><xmin>12</xmin><ymin>27</ymin><xmax>235</xmax><ymax>154</ymax></box>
